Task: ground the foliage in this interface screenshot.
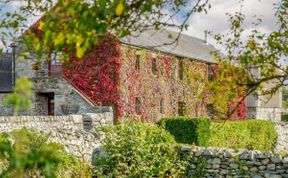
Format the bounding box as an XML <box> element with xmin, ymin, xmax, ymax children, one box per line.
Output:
<box><xmin>281</xmin><ymin>113</ymin><xmax>288</xmax><ymax>122</ymax></box>
<box><xmin>3</xmin><ymin>77</ymin><xmax>32</xmax><ymax>116</ymax></box>
<box><xmin>0</xmin><ymin>129</ymin><xmax>91</xmax><ymax>178</ymax></box>
<box><xmin>210</xmin><ymin>1</ymin><xmax>288</xmax><ymax>106</ymax></box>
<box><xmin>209</xmin><ymin>120</ymin><xmax>278</xmax><ymax>152</ymax></box>
<box><xmin>63</xmin><ymin>35</ymin><xmax>122</xmax><ymax>121</ymax></box>
<box><xmin>282</xmin><ymin>87</ymin><xmax>288</xmax><ymax>109</ymax></box>
<box><xmin>94</xmin><ymin>122</ymin><xmax>188</xmax><ymax>177</ymax></box>
<box><xmin>158</xmin><ymin>117</ymin><xmax>211</xmax><ymax>146</ymax></box>
<box><xmin>204</xmin><ymin>61</ymin><xmax>248</xmax><ymax>120</ymax></box>
<box><xmin>0</xmin><ymin>0</ymin><xmax>210</xmax><ymax>59</ymax></box>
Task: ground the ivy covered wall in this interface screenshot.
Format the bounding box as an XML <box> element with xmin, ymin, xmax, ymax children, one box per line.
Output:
<box><xmin>118</xmin><ymin>46</ymin><xmax>210</xmax><ymax>122</ymax></box>
<box><xmin>63</xmin><ymin>35</ymin><xmax>246</xmax><ymax>122</ymax></box>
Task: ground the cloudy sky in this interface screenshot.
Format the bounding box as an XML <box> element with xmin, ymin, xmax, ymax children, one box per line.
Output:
<box><xmin>183</xmin><ymin>0</ymin><xmax>279</xmax><ymax>48</ymax></box>
<box><xmin>0</xmin><ymin>0</ymin><xmax>280</xmax><ymax>51</ymax></box>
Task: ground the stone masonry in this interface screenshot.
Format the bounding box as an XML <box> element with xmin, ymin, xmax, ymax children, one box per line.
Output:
<box><xmin>182</xmin><ymin>146</ymin><xmax>288</xmax><ymax>178</ymax></box>
<box><xmin>275</xmin><ymin>122</ymin><xmax>288</xmax><ymax>153</ymax></box>
<box><xmin>0</xmin><ymin>113</ymin><xmax>113</xmax><ymax>161</ymax></box>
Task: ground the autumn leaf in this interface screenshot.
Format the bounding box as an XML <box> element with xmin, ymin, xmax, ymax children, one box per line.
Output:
<box><xmin>116</xmin><ymin>1</ymin><xmax>124</xmax><ymax>16</ymax></box>
<box><xmin>38</xmin><ymin>21</ymin><xmax>45</xmax><ymax>30</ymax></box>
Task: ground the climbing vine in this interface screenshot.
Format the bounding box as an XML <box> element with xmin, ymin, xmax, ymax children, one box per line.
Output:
<box><xmin>63</xmin><ymin>35</ymin><xmax>123</xmax><ymax>121</ymax></box>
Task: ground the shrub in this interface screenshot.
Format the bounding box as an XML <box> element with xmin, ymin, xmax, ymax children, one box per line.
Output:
<box><xmin>209</xmin><ymin>120</ymin><xmax>277</xmax><ymax>152</ymax></box>
<box><xmin>0</xmin><ymin>129</ymin><xmax>92</xmax><ymax>178</ymax></box>
<box><xmin>94</xmin><ymin>122</ymin><xmax>188</xmax><ymax>177</ymax></box>
<box><xmin>158</xmin><ymin>117</ymin><xmax>211</xmax><ymax>146</ymax></box>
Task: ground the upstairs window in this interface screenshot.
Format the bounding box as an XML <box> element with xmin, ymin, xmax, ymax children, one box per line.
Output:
<box><xmin>0</xmin><ymin>53</ymin><xmax>14</xmax><ymax>93</ymax></box>
<box><xmin>152</xmin><ymin>57</ymin><xmax>157</xmax><ymax>75</ymax></box>
<box><xmin>135</xmin><ymin>54</ymin><xmax>140</xmax><ymax>71</ymax></box>
<box><xmin>160</xmin><ymin>98</ymin><xmax>164</xmax><ymax>114</ymax></box>
<box><xmin>207</xmin><ymin>104</ymin><xmax>214</xmax><ymax>117</ymax></box>
<box><xmin>135</xmin><ymin>97</ymin><xmax>141</xmax><ymax>115</ymax></box>
<box><xmin>208</xmin><ymin>64</ymin><xmax>214</xmax><ymax>81</ymax></box>
<box><xmin>178</xmin><ymin>101</ymin><xmax>185</xmax><ymax>116</ymax></box>
<box><xmin>179</xmin><ymin>60</ymin><xmax>184</xmax><ymax>80</ymax></box>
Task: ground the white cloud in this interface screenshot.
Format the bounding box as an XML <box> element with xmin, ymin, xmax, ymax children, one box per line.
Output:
<box><xmin>183</xmin><ymin>0</ymin><xmax>279</xmax><ymax>50</ymax></box>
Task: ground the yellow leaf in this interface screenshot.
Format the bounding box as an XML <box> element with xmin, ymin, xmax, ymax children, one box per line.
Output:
<box><xmin>76</xmin><ymin>46</ymin><xmax>84</xmax><ymax>58</ymax></box>
<box><xmin>115</xmin><ymin>2</ymin><xmax>124</xmax><ymax>16</ymax></box>
<box><xmin>54</xmin><ymin>32</ymin><xmax>65</xmax><ymax>46</ymax></box>
<box><xmin>38</xmin><ymin>21</ymin><xmax>45</xmax><ymax>30</ymax></box>
<box><xmin>76</xmin><ymin>36</ymin><xmax>84</xmax><ymax>47</ymax></box>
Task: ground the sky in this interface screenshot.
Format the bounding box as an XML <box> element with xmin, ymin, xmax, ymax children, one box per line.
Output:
<box><xmin>0</xmin><ymin>0</ymin><xmax>280</xmax><ymax>52</ymax></box>
<box><xmin>183</xmin><ymin>0</ymin><xmax>279</xmax><ymax>49</ymax></box>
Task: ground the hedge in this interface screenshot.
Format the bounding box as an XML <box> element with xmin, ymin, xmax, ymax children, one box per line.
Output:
<box><xmin>158</xmin><ymin>117</ymin><xmax>211</xmax><ymax>146</ymax></box>
<box><xmin>94</xmin><ymin>122</ymin><xmax>188</xmax><ymax>177</ymax></box>
<box><xmin>209</xmin><ymin>120</ymin><xmax>277</xmax><ymax>152</ymax></box>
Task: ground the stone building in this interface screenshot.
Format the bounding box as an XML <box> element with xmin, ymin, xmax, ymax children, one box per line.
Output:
<box><xmin>245</xmin><ymin>68</ymin><xmax>283</xmax><ymax>121</ymax></box>
<box><xmin>0</xmin><ymin>28</ymin><xmax>219</xmax><ymax>121</ymax></box>
<box><xmin>0</xmin><ymin>27</ymin><xmax>282</xmax><ymax>121</ymax></box>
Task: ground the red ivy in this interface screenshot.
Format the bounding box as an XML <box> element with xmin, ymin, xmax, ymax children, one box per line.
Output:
<box><xmin>63</xmin><ymin>34</ymin><xmax>123</xmax><ymax>117</ymax></box>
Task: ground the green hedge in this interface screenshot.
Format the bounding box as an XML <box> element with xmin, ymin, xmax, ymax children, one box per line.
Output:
<box><xmin>209</xmin><ymin>120</ymin><xmax>277</xmax><ymax>152</ymax></box>
<box><xmin>158</xmin><ymin>117</ymin><xmax>211</xmax><ymax>146</ymax></box>
<box><xmin>94</xmin><ymin>122</ymin><xmax>187</xmax><ymax>177</ymax></box>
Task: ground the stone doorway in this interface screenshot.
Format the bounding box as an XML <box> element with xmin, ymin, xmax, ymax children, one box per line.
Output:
<box><xmin>36</xmin><ymin>92</ymin><xmax>54</xmax><ymax>116</ymax></box>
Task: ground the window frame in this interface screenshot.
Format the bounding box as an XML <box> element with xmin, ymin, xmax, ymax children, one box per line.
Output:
<box><xmin>178</xmin><ymin>101</ymin><xmax>185</xmax><ymax>116</ymax></box>
<box><xmin>135</xmin><ymin>97</ymin><xmax>141</xmax><ymax>115</ymax></box>
<box><xmin>135</xmin><ymin>54</ymin><xmax>141</xmax><ymax>71</ymax></box>
<box><xmin>152</xmin><ymin>57</ymin><xmax>157</xmax><ymax>75</ymax></box>
<box><xmin>179</xmin><ymin>59</ymin><xmax>184</xmax><ymax>80</ymax></box>
<box><xmin>160</xmin><ymin>98</ymin><xmax>164</xmax><ymax>114</ymax></box>
<box><xmin>208</xmin><ymin>64</ymin><xmax>214</xmax><ymax>81</ymax></box>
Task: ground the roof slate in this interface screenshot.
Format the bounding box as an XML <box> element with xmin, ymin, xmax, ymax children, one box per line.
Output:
<box><xmin>120</xmin><ymin>29</ymin><xmax>217</xmax><ymax>63</ymax></box>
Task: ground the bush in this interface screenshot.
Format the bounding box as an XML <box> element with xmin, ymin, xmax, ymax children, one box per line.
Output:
<box><xmin>158</xmin><ymin>117</ymin><xmax>211</xmax><ymax>146</ymax></box>
<box><xmin>0</xmin><ymin>129</ymin><xmax>92</xmax><ymax>178</ymax></box>
<box><xmin>209</xmin><ymin>120</ymin><xmax>277</xmax><ymax>152</ymax></box>
<box><xmin>94</xmin><ymin>122</ymin><xmax>188</xmax><ymax>177</ymax></box>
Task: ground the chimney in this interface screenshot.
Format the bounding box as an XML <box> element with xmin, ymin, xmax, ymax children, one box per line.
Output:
<box><xmin>204</xmin><ymin>30</ymin><xmax>208</xmax><ymax>44</ymax></box>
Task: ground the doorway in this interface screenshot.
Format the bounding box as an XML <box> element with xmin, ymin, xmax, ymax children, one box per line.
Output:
<box><xmin>36</xmin><ymin>92</ymin><xmax>54</xmax><ymax>116</ymax></box>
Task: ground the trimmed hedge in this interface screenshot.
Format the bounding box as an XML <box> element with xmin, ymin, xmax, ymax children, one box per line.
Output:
<box><xmin>94</xmin><ymin>122</ymin><xmax>188</xmax><ymax>177</ymax></box>
<box><xmin>209</xmin><ymin>120</ymin><xmax>277</xmax><ymax>152</ymax></box>
<box><xmin>158</xmin><ymin>117</ymin><xmax>211</xmax><ymax>146</ymax></box>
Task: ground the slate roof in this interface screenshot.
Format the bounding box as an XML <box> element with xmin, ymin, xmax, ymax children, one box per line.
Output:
<box><xmin>0</xmin><ymin>53</ymin><xmax>13</xmax><ymax>92</ymax></box>
<box><xmin>120</xmin><ymin>29</ymin><xmax>217</xmax><ymax>63</ymax></box>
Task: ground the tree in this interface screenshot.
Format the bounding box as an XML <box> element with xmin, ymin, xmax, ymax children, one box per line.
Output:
<box><xmin>207</xmin><ymin>1</ymin><xmax>287</xmax><ymax>118</ymax></box>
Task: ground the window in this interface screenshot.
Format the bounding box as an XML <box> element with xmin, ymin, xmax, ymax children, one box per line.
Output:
<box><xmin>207</xmin><ymin>104</ymin><xmax>214</xmax><ymax>117</ymax></box>
<box><xmin>179</xmin><ymin>60</ymin><xmax>184</xmax><ymax>80</ymax></box>
<box><xmin>135</xmin><ymin>54</ymin><xmax>140</xmax><ymax>71</ymax></box>
<box><xmin>152</xmin><ymin>57</ymin><xmax>157</xmax><ymax>75</ymax></box>
<box><xmin>160</xmin><ymin>98</ymin><xmax>164</xmax><ymax>114</ymax></box>
<box><xmin>135</xmin><ymin>97</ymin><xmax>141</xmax><ymax>115</ymax></box>
<box><xmin>178</xmin><ymin>101</ymin><xmax>185</xmax><ymax>116</ymax></box>
<box><xmin>208</xmin><ymin>64</ymin><xmax>214</xmax><ymax>81</ymax></box>
<box><xmin>0</xmin><ymin>53</ymin><xmax>13</xmax><ymax>93</ymax></box>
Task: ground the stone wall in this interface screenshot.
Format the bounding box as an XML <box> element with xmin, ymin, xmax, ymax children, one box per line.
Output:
<box><xmin>275</xmin><ymin>122</ymin><xmax>288</xmax><ymax>153</ymax></box>
<box><xmin>182</xmin><ymin>146</ymin><xmax>288</xmax><ymax>178</ymax></box>
<box><xmin>0</xmin><ymin>114</ymin><xmax>113</xmax><ymax>160</ymax></box>
<box><xmin>247</xmin><ymin>107</ymin><xmax>282</xmax><ymax>122</ymax></box>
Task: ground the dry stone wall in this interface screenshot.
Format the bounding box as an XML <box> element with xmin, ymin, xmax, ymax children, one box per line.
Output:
<box><xmin>275</xmin><ymin>122</ymin><xmax>288</xmax><ymax>153</ymax></box>
<box><xmin>0</xmin><ymin>113</ymin><xmax>113</xmax><ymax>161</ymax></box>
<box><xmin>182</xmin><ymin>146</ymin><xmax>288</xmax><ymax>178</ymax></box>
